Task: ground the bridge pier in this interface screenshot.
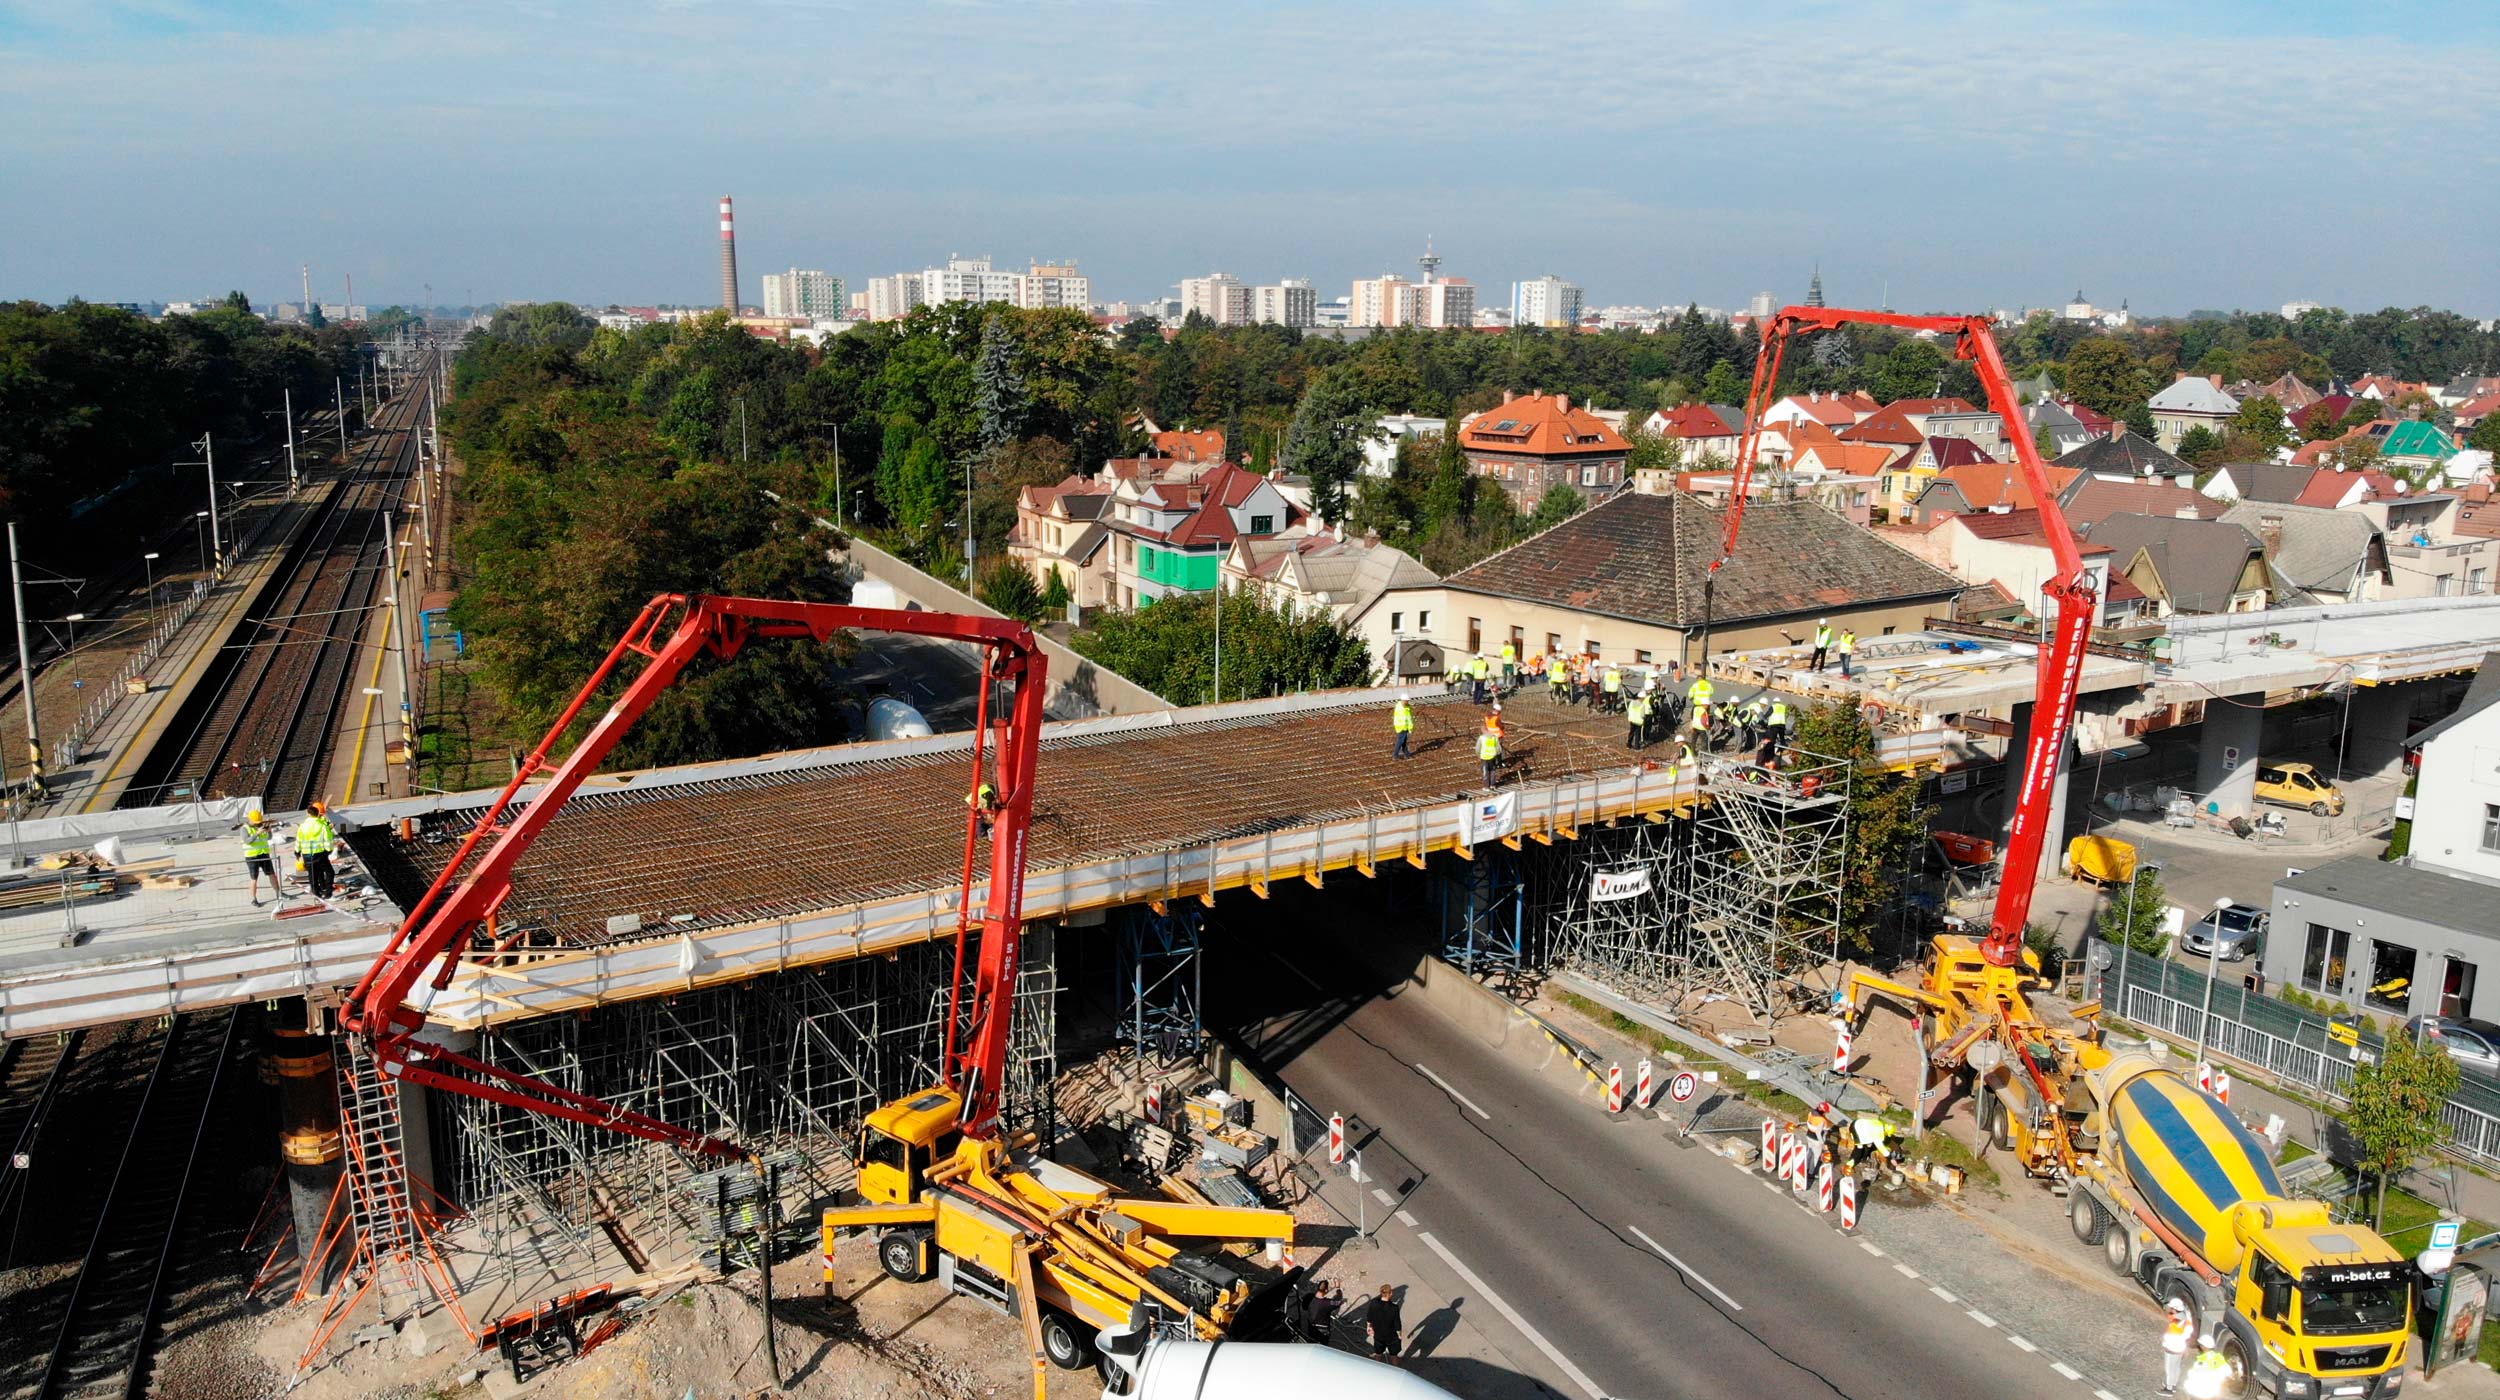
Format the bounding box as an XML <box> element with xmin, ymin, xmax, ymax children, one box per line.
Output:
<box><xmin>2194</xmin><ymin>691</ymin><xmax>2265</xmax><ymax>817</ymax></box>
<box><xmin>1117</xmin><ymin>905</ymin><xmax>1204</xmax><ymax>1060</ymax></box>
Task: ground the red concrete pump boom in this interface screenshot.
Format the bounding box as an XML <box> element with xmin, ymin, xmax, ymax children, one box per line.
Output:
<box><xmin>1721</xmin><ymin>308</ymin><xmax>2094</xmax><ymax>967</ymax></box>
<box><xmin>342</xmin><ymin>593</ymin><xmax>1049</xmax><ymax>1156</ymax></box>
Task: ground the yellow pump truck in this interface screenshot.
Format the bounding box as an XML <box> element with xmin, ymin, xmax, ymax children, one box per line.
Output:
<box><xmin>822</xmin><ymin>1087</ymin><xmax>1300</xmax><ymax>1384</ymax></box>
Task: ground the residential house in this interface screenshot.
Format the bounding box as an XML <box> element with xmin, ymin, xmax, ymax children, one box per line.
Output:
<box><xmin>2055</xmin><ymin>428</ymin><xmax>2191</xmax><ymax>482</ymax></box>
<box><xmin>2200</xmin><ymin>461</ymin><xmax>2401</xmax><ymax>508</ymax></box>
<box><xmin>1905</xmin><ymin>460</ymin><xmax>2086</xmax><ymax>526</ymax></box>
<box><xmin>1636</xmin><ymin>403</ymin><xmax>1743</xmax><ymax>477</ymax></box>
<box><xmin>2225</xmin><ymin>372</ymin><xmax>2324</xmax><ymax>412</ymax></box>
<box><xmin>1840</xmin><ymin>397</ymin><xmax>1977</xmax><ymax>455</ymax></box>
<box><xmin>2350</xmin><ymin>374</ymin><xmax>2428</xmax><ymax>403</ymax></box>
<box><xmin>2026</xmin><ymin>399</ymin><xmax>2096</xmax><ymax>457</ymax></box>
<box><xmin>1895</xmin><ymin>508</ymin><xmax>2117</xmax><ymax>623</ymax></box>
<box><xmin>2081</xmin><ymin>513</ymin><xmax>2272</xmax><ymax>615</ymax></box>
<box><xmin>2378</xmin><ymin>421</ymin><xmax>2461</xmax><ymax>479</ymax></box>
<box><xmin>1758</xmin><ymin>390</ymin><xmax>1878</xmax><ymax>433</ymax></box>
<box><xmin>2453</xmin><ymin>391</ymin><xmax>2500</xmax><ymax>433</ymax></box>
<box><xmin>2294</xmin><ymin>394</ymin><xmax>2357</xmax><ymax>438</ymax></box>
<box><xmin>1369</xmin><ymin>493</ymin><xmax>1960</xmax><ymax>671</ymax></box>
<box><xmin>1224</xmin><ymin>530</ymin><xmax>1440</xmax><ymax>676</ymax></box>
<box><xmin>2403</xmin><ymin>657</ymin><xmax>2500</xmax><ymax>882</ymax></box>
<box><xmin>2061</xmin><ymin>478</ymin><xmax>2227</xmax><ymax>531</ymax></box>
<box><xmin>1918</xmin><ymin>406</ymin><xmax>2008</xmax><ymax>459</ymax></box>
<box><xmin>2219</xmin><ymin>501</ymin><xmax>2390</xmax><ymax>605</ymax></box>
<box><xmin>1103</xmin><ymin>461</ymin><xmax>1302</xmax><ymax>607</ymax></box>
<box><xmin>2436</xmin><ymin>375</ymin><xmax>2500</xmax><ymax>410</ymax></box>
<box><xmin>2146</xmin><ymin>374</ymin><xmax>2240</xmax><ymax>451</ymax></box>
<box><xmin>1152</xmin><ymin>428</ymin><xmax>1228</xmax><ymax>464</ymax></box>
<box><xmin>1007</xmin><ymin>475</ymin><xmax>1118</xmax><ymax>611</ymax></box>
<box><xmin>1359</xmin><ymin>414</ymin><xmax>1447</xmax><ymax>479</ymax></box>
<box><xmin>1456</xmin><ymin>390</ymin><xmax>1630</xmax><ymax>514</ymax></box>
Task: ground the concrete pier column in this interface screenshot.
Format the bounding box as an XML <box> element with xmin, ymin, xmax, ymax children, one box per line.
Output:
<box><xmin>267</xmin><ymin>1023</ymin><xmax>345</xmax><ymax>1288</ymax></box>
<box><xmin>2344</xmin><ymin>682</ymin><xmax>2415</xmax><ymax>777</ymax></box>
<box><xmin>2194</xmin><ymin>694</ymin><xmax>2265</xmax><ymax>817</ymax></box>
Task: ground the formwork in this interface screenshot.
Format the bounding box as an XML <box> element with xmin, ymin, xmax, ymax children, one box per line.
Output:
<box><xmin>1547</xmin><ymin>751</ymin><xmax>1851</xmax><ymax>1023</ymax></box>
<box><xmin>428</xmin><ymin>930</ymin><xmax>1057</xmax><ymax>1286</ymax></box>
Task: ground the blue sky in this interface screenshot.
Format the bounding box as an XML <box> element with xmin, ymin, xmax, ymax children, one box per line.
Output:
<box><xmin>3</xmin><ymin>1</ymin><xmax>2495</xmax><ymax>316</ymax></box>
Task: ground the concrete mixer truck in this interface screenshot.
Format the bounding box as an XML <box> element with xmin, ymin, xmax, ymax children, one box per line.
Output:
<box><xmin>2068</xmin><ymin>1052</ymin><xmax>2411</xmax><ymax>1398</ymax></box>
<box><xmin>1096</xmin><ymin>1318</ymin><xmax>1463</xmax><ymax>1400</ymax></box>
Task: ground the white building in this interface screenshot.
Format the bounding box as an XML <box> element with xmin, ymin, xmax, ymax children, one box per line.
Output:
<box><xmin>864</xmin><ymin>273</ymin><xmax>925</xmax><ymax>321</ymax></box>
<box><xmin>921</xmin><ymin>256</ymin><xmax>1024</xmax><ymax>307</ymax></box>
<box><xmin>1360</xmin><ymin>415</ymin><xmax>1448</xmax><ymax>478</ymax></box>
<box><xmin>2282</xmin><ymin>300</ymin><xmax>2324</xmax><ymax>321</ymax></box>
<box><xmin>2403</xmin><ymin>661</ymin><xmax>2500</xmax><ymax>883</ymax></box>
<box><xmin>1351</xmin><ymin>275</ymin><xmax>1409</xmax><ymax>328</ymax></box>
<box><xmin>1414</xmin><ymin>279</ymin><xmax>1474</xmax><ymax>329</ymax></box>
<box><xmin>1016</xmin><ymin>263</ymin><xmax>1091</xmax><ymax>311</ymax></box>
<box><xmin>1252</xmin><ymin>279</ymin><xmax>1317</xmax><ymax>328</ymax></box>
<box><xmin>761</xmin><ymin>269</ymin><xmax>844</xmax><ymax>319</ymax></box>
<box><xmin>1512</xmin><ymin>276</ymin><xmax>1582</xmax><ymax>328</ymax></box>
<box><xmin>1180</xmin><ymin>273</ymin><xmax>1250</xmax><ymax>326</ymax></box>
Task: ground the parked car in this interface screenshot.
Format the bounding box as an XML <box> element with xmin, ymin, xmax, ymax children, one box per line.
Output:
<box><xmin>2182</xmin><ymin>902</ymin><xmax>2269</xmax><ymax>962</ymax></box>
<box><xmin>2253</xmin><ymin>762</ymin><xmax>2346</xmax><ymax>817</ymax></box>
<box><xmin>2405</xmin><ymin>1016</ymin><xmax>2500</xmax><ymax>1075</ymax></box>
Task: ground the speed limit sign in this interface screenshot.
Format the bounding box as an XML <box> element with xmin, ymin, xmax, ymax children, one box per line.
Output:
<box><xmin>1668</xmin><ymin>1071</ymin><xmax>1699</xmax><ymax>1104</ymax></box>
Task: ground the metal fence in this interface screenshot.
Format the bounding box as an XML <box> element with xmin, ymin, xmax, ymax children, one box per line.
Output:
<box><xmin>2096</xmin><ymin>939</ymin><xmax>2500</xmax><ymax>1167</ymax></box>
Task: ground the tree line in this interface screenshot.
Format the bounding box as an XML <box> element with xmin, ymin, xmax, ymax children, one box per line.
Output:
<box><xmin>0</xmin><ymin>294</ymin><xmax>373</xmax><ymax>532</ymax></box>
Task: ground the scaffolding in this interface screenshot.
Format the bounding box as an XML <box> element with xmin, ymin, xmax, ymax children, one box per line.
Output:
<box><xmin>1546</xmin><ymin>750</ymin><xmax>1851</xmax><ymax>1024</ymax></box>
<box><xmin>1436</xmin><ymin>846</ymin><xmax>1532</xmax><ymax>989</ymax></box>
<box><xmin>434</xmin><ymin>932</ymin><xmax>1058</xmax><ymax>1256</ymax></box>
<box><xmin>1116</xmin><ymin>907</ymin><xmax>1202</xmax><ymax>1061</ymax></box>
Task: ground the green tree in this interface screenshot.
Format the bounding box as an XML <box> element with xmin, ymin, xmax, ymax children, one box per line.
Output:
<box><xmin>2096</xmin><ymin>866</ymin><xmax>2172</xmax><ymax>956</ymax></box>
<box><xmin>2175</xmin><ymin>425</ymin><xmax>2226</xmax><ymax>466</ymax></box>
<box><xmin>1527</xmin><ymin>483</ymin><xmax>1585</xmax><ymax>533</ymax></box>
<box><xmin>972</xmin><ymin>315</ymin><xmax>1028</xmax><ymax>451</ymax></box>
<box><xmin>1869</xmin><ymin>339</ymin><xmax>1949</xmax><ymax>404</ymax></box>
<box><xmin>976</xmin><ymin>561</ymin><xmax>1045</xmax><ymax>622</ymax></box>
<box><xmin>1283</xmin><ymin>367</ymin><xmax>1375</xmax><ymax>525</ymax></box>
<box><xmin>1789</xmin><ymin>696</ymin><xmax>1929</xmax><ymax>952</ymax></box>
<box><xmin>2230</xmin><ymin>395</ymin><xmax>2292</xmax><ymax>454</ymax></box>
<box><xmin>1070</xmin><ymin>589</ymin><xmax>1373</xmax><ymax>704</ymax></box>
<box><xmin>2061</xmin><ymin>338</ymin><xmax>2150</xmax><ymax>418</ymax></box>
<box><xmin>2345</xmin><ymin>1028</ymin><xmax>2460</xmax><ymax>1228</ymax></box>
<box><xmin>2470</xmin><ymin>414</ymin><xmax>2500</xmax><ymax>456</ymax></box>
<box><xmin>1038</xmin><ymin>567</ymin><xmax>1073</xmax><ymax>618</ymax></box>
<box><xmin>1698</xmin><ymin>360</ymin><xmax>1747</xmax><ymax>406</ymax></box>
<box><xmin>2034</xmin><ymin>424</ymin><xmax>2059</xmax><ymax>462</ymax></box>
<box><xmin>2121</xmin><ymin>401</ymin><xmax>2157</xmax><ymax>438</ymax></box>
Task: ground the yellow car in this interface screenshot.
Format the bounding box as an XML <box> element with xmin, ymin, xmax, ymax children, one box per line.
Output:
<box><xmin>2253</xmin><ymin>761</ymin><xmax>2344</xmax><ymax>816</ymax></box>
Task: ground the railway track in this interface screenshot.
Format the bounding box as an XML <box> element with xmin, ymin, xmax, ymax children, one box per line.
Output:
<box><xmin>0</xmin><ymin>1031</ymin><xmax>85</xmax><ymax>1248</ymax></box>
<box><xmin>125</xmin><ymin>364</ymin><xmax>433</xmax><ymax>813</ymax></box>
<box><xmin>22</xmin><ymin>1010</ymin><xmax>236</xmax><ymax>1400</ymax></box>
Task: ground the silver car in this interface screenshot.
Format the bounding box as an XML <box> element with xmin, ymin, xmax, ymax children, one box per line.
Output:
<box><xmin>2407</xmin><ymin>1016</ymin><xmax>2500</xmax><ymax>1075</ymax></box>
<box><xmin>2182</xmin><ymin>902</ymin><xmax>2268</xmax><ymax>962</ymax></box>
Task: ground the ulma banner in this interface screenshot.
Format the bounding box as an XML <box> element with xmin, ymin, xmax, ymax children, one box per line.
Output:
<box><xmin>1591</xmin><ymin>866</ymin><xmax>1653</xmax><ymax>901</ymax></box>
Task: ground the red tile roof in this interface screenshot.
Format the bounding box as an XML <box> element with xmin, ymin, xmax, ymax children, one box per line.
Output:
<box><xmin>1940</xmin><ymin>508</ymin><xmax>2112</xmax><ymax>553</ymax></box>
<box><xmin>1931</xmin><ymin>461</ymin><xmax>2085</xmax><ymax>511</ymax></box>
<box><xmin>1652</xmin><ymin>403</ymin><xmax>1738</xmax><ymax>440</ymax></box>
<box><xmin>1152</xmin><ymin>428</ymin><xmax>1228</xmax><ymax>463</ymax></box>
<box><xmin>1776</xmin><ymin>392</ymin><xmax>1878</xmax><ymax>427</ymax></box>
<box><xmin>1924</xmin><ymin>436</ymin><xmax>1996</xmax><ymax>469</ymax></box>
<box><xmin>2052</xmin><ymin>398</ymin><xmax>2115</xmax><ymax>435</ymax></box>
<box><xmin>1841</xmin><ymin>399</ymin><xmax>1978</xmax><ymax>446</ymax></box>
<box><xmin>1459</xmin><ymin>392</ymin><xmax>1630</xmax><ymax>456</ymax></box>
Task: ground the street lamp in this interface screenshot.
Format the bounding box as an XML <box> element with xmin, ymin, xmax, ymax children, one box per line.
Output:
<box><xmin>194</xmin><ymin>512</ymin><xmax>211</xmax><ymax>573</ymax></box>
<box><xmin>141</xmin><ymin>553</ymin><xmax>161</xmax><ymax>628</ymax></box>
<box><xmin>62</xmin><ymin>613</ymin><xmax>85</xmax><ymax>688</ymax></box>
<box><xmin>2195</xmin><ymin>895</ymin><xmax>2231</xmax><ymax>1065</ymax></box>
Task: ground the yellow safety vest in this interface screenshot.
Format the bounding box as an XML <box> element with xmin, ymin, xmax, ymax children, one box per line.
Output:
<box><xmin>1688</xmin><ymin>677</ymin><xmax>1714</xmax><ymax>703</ymax></box>
<box><xmin>1392</xmin><ymin>702</ymin><xmax>1414</xmax><ymax>733</ymax></box>
<box><xmin>1471</xmin><ymin>656</ymin><xmax>1489</xmax><ymax>679</ymax></box>
<box><xmin>1501</xmin><ymin>643</ymin><xmax>1516</xmax><ymax>664</ymax></box>
<box><xmin>1815</xmin><ymin>625</ymin><xmax>1834</xmax><ymax>648</ymax></box>
<box><xmin>1769</xmin><ymin>702</ymin><xmax>1790</xmax><ymax>726</ymax></box>
<box><xmin>1627</xmin><ymin>698</ymin><xmax>1647</xmax><ymax>724</ymax></box>
<box><xmin>1602</xmin><ymin>668</ymin><xmax>1621</xmax><ymax>692</ymax></box>
<box><xmin>1840</xmin><ymin>631</ymin><xmax>1857</xmax><ymax>653</ymax></box>
<box><xmin>1548</xmin><ymin>657</ymin><xmax>1567</xmax><ymax>680</ymax></box>
<box><xmin>1675</xmin><ymin>743</ymin><xmax>1695</xmax><ymax>772</ymax></box>
<box><xmin>295</xmin><ymin>816</ymin><xmax>335</xmax><ymax>856</ymax></box>
<box><xmin>244</xmin><ymin>824</ymin><xmax>272</xmax><ymax>859</ymax></box>
<box><xmin>966</xmin><ymin>783</ymin><xmax>995</xmax><ymax>808</ymax></box>
<box><xmin>1477</xmin><ymin>732</ymin><xmax>1500</xmax><ymax>762</ymax></box>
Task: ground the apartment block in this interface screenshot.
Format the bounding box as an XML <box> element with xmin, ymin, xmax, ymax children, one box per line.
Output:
<box><xmin>760</xmin><ymin>268</ymin><xmax>844</xmax><ymax>319</ymax></box>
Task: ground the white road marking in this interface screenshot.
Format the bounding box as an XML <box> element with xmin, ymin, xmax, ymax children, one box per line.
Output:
<box><xmin>1967</xmin><ymin>1309</ymin><xmax>1998</xmax><ymax>1328</ymax></box>
<box><xmin>1396</xmin><ymin>1210</ymin><xmax>1418</xmax><ymax>1226</ymax></box>
<box><xmin>1929</xmin><ymin>1285</ymin><xmax>1959</xmax><ymax>1303</ymax></box>
<box><xmin>2051</xmin><ymin>1362</ymin><xmax>2082</xmax><ymax>1380</ymax></box>
<box><xmin>1626</xmin><ymin>1225</ymin><xmax>1744</xmax><ymax>1312</ymax></box>
<box><xmin>1417</xmin><ymin>1230</ymin><xmax>1606</xmax><ymax>1400</ymax></box>
<box><xmin>1415</xmin><ymin>1063</ymin><xmax>1493</xmax><ymax>1120</ymax></box>
<box><xmin>2095</xmin><ymin>1389</ymin><xmax>2124</xmax><ymax>1400</ymax></box>
<box><xmin>1373</xmin><ymin>1187</ymin><xmax>1397</xmax><ymax>1207</ymax></box>
<box><xmin>1857</xmin><ymin>1241</ymin><xmax>1885</xmax><ymax>1256</ymax></box>
<box><xmin>1892</xmin><ymin>1262</ymin><xmax>1919</xmax><ymax>1279</ymax></box>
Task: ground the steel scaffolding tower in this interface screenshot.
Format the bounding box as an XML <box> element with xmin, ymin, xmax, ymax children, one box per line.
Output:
<box><xmin>1545</xmin><ymin>750</ymin><xmax>1851</xmax><ymax>1023</ymax></box>
<box><xmin>1116</xmin><ymin>906</ymin><xmax>1203</xmax><ymax>1061</ymax></box>
<box><xmin>436</xmin><ymin>933</ymin><xmax>1057</xmax><ymax>1242</ymax></box>
<box><xmin>1437</xmin><ymin>846</ymin><xmax>1532</xmax><ymax>987</ymax></box>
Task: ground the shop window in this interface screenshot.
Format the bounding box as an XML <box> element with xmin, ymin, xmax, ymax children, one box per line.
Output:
<box><xmin>2301</xmin><ymin>923</ymin><xmax>2349</xmax><ymax>996</ymax></box>
<box><xmin>2365</xmin><ymin>940</ymin><xmax>2417</xmax><ymax>1015</ymax></box>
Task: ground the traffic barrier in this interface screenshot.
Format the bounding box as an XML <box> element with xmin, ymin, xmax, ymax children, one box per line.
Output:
<box><xmin>1606</xmin><ymin>1062</ymin><xmax>1624</xmax><ymax>1114</ymax></box>
<box><xmin>1791</xmin><ymin>1143</ymin><xmax>1809</xmax><ymax>1193</ymax></box>
<box><xmin>1778</xmin><ymin>1128</ymin><xmax>1796</xmax><ymax>1182</ymax></box>
<box><xmin>1816</xmin><ymin>1163</ymin><xmax>1836</xmax><ymax>1213</ymax></box>
<box><xmin>1761</xmin><ymin>1119</ymin><xmax>1778</xmax><ymax>1171</ymax></box>
<box><xmin>1329</xmin><ymin>1113</ymin><xmax>1346</xmax><ymax>1166</ymax></box>
<box><xmin>1833</xmin><ymin>1020</ymin><xmax>1853</xmax><ymax>1076</ymax></box>
<box><xmin>2214</xmin><ymin>1069</ymin><xmax>2232</xmax><ymax>1105</ymax></box>
<box><xmin>1145</xmin><ymin>1084</ymin><xmax>1163</xmax><ymax>1124</ymax></box>
<box><xmin>2195</xmin><ymin>1061</ymin><xmax>2213</xmax><ymax>1094</ymax></box>
<box><xmin>1634</xmin><ymin>1058</ymin><xmax>1656</xmax><ymax>1110</ymax></box>
<box><xmin>1839</xmin><ymin>1174</ymin><xmax>1860</xmax><ymax>1231</ymax></box>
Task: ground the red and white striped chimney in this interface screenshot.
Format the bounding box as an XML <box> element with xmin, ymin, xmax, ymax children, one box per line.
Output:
<box><xmin>718</xmin><ymin>196</ymin><xmax>739</xmax><ymax>313</ymax></box>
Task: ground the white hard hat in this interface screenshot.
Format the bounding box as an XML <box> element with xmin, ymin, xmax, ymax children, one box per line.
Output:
<box><xmin>1399</xmin><ymin>692</ymin><xmax>1410</xmax><ymax>701</ymax></box>
<box><xmin>2166</xmin><ymin>1298</ymin><xmax>2188</xmax><ymax>1315</ymax></box>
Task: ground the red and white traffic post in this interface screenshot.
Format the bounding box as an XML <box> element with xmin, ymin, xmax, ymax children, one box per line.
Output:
<box><xmin>1634</xmin><ymin>1058</ymin><xmax>1656</xmax><ymax>1111</ymax></box>
<box><xmin>1816</xmin><ymin>1161</ymin><xmax>1836</xmax><ymax>1213</ymax></box>
<box><xmin>2215</xmin><ymin>1069</ymin><xmax>2232</xmax><ymax>1105</ymax></box>
<box><xmin>1838</xmin><ymin>1173</ymin><xmax>1860</xmax><ymax>1232</ymax></box>
<box><xmin>1328</xmin><ymin>1112</ymin><xmax>1346</xmax><ymax>1166</ymax></box>
<box><xmin>1144</xmin><ymin>1083</ymin><xmax>1163</xmax><ymax>1125</ymax></box>
<box><xmin>1606</xmin><ymin>1062</ymin><xmax>1625</xmax><ymax>1114</ymax></box>
<box><xmin>1833</xmin><ymin>1018</ymin><xmax>1853</xmax><ymax>1077</ymax></box>
<box><xmin>1761</xmin><ymin>1119</ymin><xmax>1778</xmax><ymax>1172</ymax></box>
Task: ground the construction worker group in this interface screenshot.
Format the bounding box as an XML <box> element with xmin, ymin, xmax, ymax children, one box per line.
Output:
<box><xmin>243</xmin><ymin>802</ymin><xmax>341</xmax><ymax>906</ymax></box>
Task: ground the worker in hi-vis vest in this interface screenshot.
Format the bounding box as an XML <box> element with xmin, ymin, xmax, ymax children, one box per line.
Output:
<box><xmin>1547</xmin><ymin>653</ymin><xmax>1569</xmax><ymax>701</ymax></box>
<box><xmin>1469</xmin><ymin>653</ymin><xmax>1491</xmax><ymax>704</ymax></box>
<box><xmin>243</xmin><ymin>810</ymin><xmax>278</xmax><ymax>905</ymax></box>
<box><xmin>294</xmin><ymin>802</ymin><xmax>338</xmax><ymax>900</ymax></box>
<box><xmin>1811</xmin><ymin>618</ymin><xmax>1834</xmax><ymax>673</ymax></box>
<box><xmin>1391</xmin><ymin>694</ymin><xmax>1414</xmax><ymax>760</ymax></box>
<box><xmin>1499</xmin><ymin>639</ymin><xmax>1517</xmax><ymax>689</ymax></box>
<box><xmin>1600</xmin><ymin>663</ymin><xmax>1622</xmax><ymax>714</ymax></box>
<box><xmin>1839</xmin><ymin>628</ymin><xmax>1858</xmax><ymax>679</ymax></box>
<box><xmin>1477</xmin><ymin>727</ymin><xmax>1502</xmax><ymax>788</ymax></box>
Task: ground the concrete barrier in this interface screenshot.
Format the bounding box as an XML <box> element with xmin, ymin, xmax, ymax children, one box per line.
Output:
<box><xmin>839</xmin><ymin>535</ymin><xmax>1166</xmax><ymax>718</ymax></box>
